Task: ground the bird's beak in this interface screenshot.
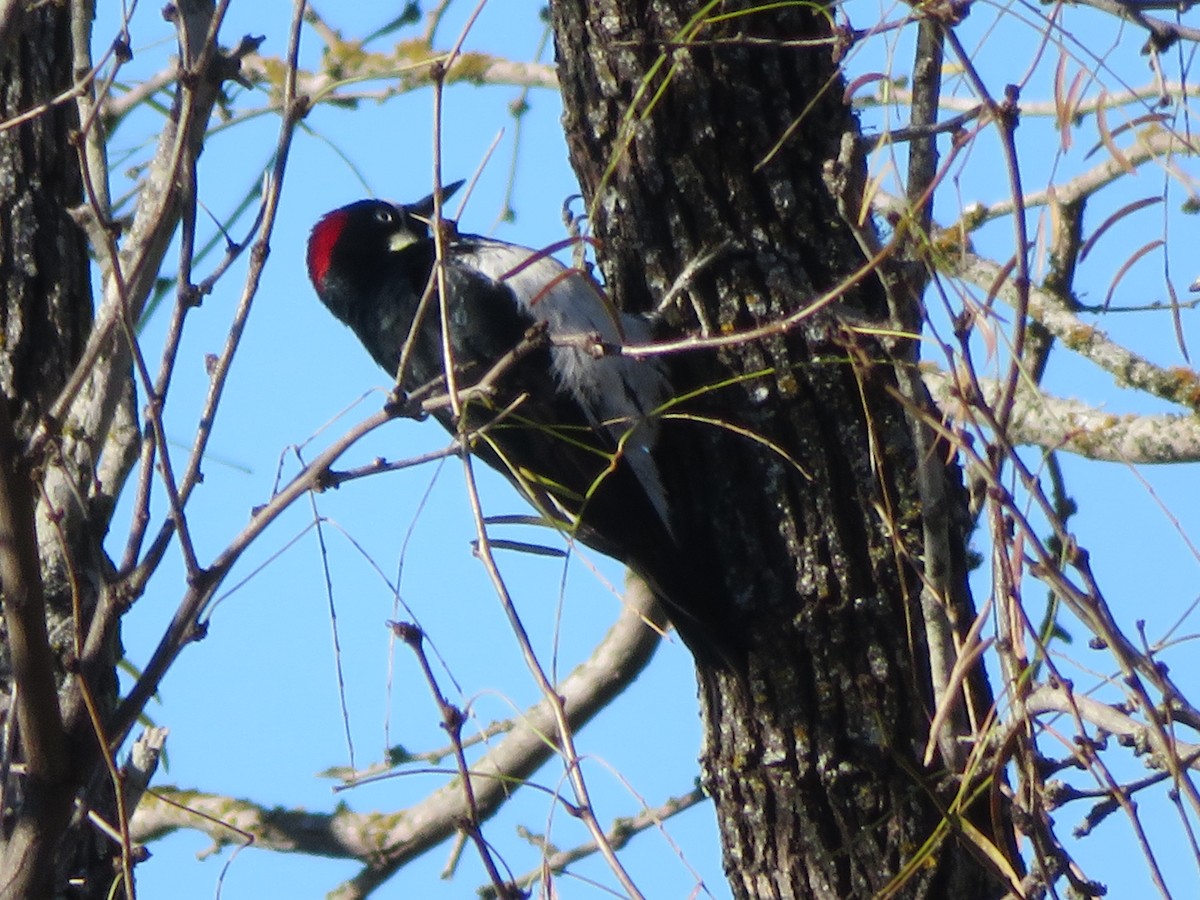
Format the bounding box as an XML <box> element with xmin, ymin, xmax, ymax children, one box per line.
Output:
<box><xmin>389</xmin><ymin>230</ymin><xmax>418</xmax><ymax>253</ymax></box>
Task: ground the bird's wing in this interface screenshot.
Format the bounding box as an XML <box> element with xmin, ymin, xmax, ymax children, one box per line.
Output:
<box><xmin>449</xmin><ymin>238</ymin><xmax>674</xmax><ymax>533</ymax></box>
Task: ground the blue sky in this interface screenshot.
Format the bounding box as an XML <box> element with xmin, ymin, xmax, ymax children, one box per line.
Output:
<box><xmin>106</xmin><ymin>3</ymin><xmax>722</xmax><ymax>898</ymax></box>
<box><xmin>89</xmin><ymin>1</ymin><xmax>1200</xmax><ymax>898</ymax></box>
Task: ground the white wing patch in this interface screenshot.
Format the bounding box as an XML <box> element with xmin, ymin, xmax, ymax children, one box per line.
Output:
<box><xmin>453</xmin><ymin>240</ymin><xmax>674</xmax><ymax>535</ymax></box>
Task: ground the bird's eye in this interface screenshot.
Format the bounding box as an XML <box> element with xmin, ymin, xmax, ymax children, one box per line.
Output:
<box><xmin>374</xmin><ymin>208</ymin><xmax>395</xmax><ymax>226</ymax></box>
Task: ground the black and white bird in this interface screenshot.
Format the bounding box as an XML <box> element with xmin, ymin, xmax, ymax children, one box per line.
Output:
<box><xmin>306</xmin><ymin>185</ymin><xmax>725</xmax><ymax>660</ymax></box>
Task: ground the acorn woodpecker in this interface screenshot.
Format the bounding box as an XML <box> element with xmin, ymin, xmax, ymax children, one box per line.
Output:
<box><xmin>306</xmin><ymin>185</ymin><xmax>726</xmax><ymax>660</ymax></box>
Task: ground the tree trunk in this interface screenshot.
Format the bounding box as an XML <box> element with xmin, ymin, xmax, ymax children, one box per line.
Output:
<box><xmin>0</xmin><ymin>5</ymin><xmax>122</xmax><ymax>897</ymax></box>
<box><xmin>550</xmin><ymin>2</ymin><xmax>1007</xmax><ymax>897</ymax></box>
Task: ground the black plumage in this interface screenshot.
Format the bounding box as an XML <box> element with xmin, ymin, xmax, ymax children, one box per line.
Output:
<box><xmin>307</xmin><ymin>186</ymin><xmax>730</xmax><ymax>664</ymax></box>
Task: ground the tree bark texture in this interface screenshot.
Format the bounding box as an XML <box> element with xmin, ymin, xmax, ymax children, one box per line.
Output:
<box><xmin>0</xmin><ymin>5</ymin><xmax>119</xmax><ymax>898</ymax></box>
<box><xmin>0</xmin><ymin>8</ymin><xmax>91</xmax><ymax>437</ymax></box>
<box><xmin>550</xmin><ymin>3</ymin><xmax>1005</xmax><ymax>898</ymax></box>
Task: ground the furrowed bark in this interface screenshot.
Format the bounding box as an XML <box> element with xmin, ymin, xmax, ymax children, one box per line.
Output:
<box><xmin>550</xmin><ymin>2</ymin><xmax>1009</xmax><ymax>896</ymax></box>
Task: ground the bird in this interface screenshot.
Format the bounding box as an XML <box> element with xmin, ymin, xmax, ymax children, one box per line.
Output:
<box><xmin>306</xmin><ymin>184</ymin><xmax>731</xmax><ymax>663</ymax></box>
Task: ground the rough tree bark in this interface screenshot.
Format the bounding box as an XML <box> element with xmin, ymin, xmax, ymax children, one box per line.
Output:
<box><xmin>1</xmin><ymin>0</ymin><xmax>269</xmax><ymax>892</ymax></box>
<box><xmin>551</xmin><ymin>2</ymin><xmax>1008</xmax><ymax>897</ymax></box>
<box><xmin>0</xmin><ymin>1</ymin><xmax>1021</xmax><ymax>895</ymax></box>
<box><xmin>0</xmin><ymin>3</ymin><xmax>135</xmax><ymax>897</ymax></box>
<box><xmin>0</xmin><ymin>5</ymin><xmax>112</xmax><ymax>898</ymax></box>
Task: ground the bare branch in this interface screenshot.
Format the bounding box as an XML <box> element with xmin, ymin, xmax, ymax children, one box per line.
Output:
<box><xmin>1026</xmin><ymin>684</ymin><xmax>1200</xmax><ymax>765</ymax></box>
<box><xmin>942</xmin><ymin>250</ymin><xmax>1200</xmax><ymax>411</ymax></box>
<box><xmin>30</xmin><ymin>12</ymin><xmax>261</xmax><ymax>478</ymax></box>
<box><xmin>953</xmin><ymin>128</ymin><xmax>1198</xmax><ymax>231</ymax></box>
<box><xmin>859</xmin><ymin>81</ymin><xmax>1200</xmax><ymax>119</ymax></box>
<box><xmin>0</xmin><ymin>399</ymin><xmax>69</xmax><ymax>895</ymax></box>
<box><xmin>926</xmin><ymin>369</ymin><xmax>1200</xmax><ymax>462</ymax></box>
<box><xmin>485</xmin><ymin>787</ymin><xmax>710</xmax><ymax>898</ymax></box>
<box><xmin>1065</xmin><ymin>0</ymin><xmax>1200</xmax><ymax>46</ymax></box>
<box><xmin>127</xmin><ymin>584</ymin><xmax>666</xmax><ymax>898</ymax></box>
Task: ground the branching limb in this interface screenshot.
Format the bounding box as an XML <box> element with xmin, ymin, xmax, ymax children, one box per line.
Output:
<box><xmin>30</xmin><ymin>18</ymin><xmax>263</xmax><ymax>561</ymax></box>
<box><xmin>0</xmin><ymin>394</ymin><xmax>70</xmax><ymax>897</ymax></box>
<box><xmin>926</xmin><ymin>368</ymin><xmax>1200</xmax><ymax>462</ymax></box>
<box><xmin>942</xmin><ymin>250</ymin><xmax>1200</xmax><ymax>410</ymax></box>
<box><xmin>483</xmin><ymin>787</ymin><xmax>709</xmax><ymax>899</ymax></box>
<box><xmin>1026</xmin><ymin>685</ymin><xmax>1200</xmax><ymax>765</ymax></box>
<box><xmin>858</xmin><ymin>81</ymin><xmax>1200</xmax><ymax>119</ymax></box>
<box><xmin>952</xmin><ymin>128</ymin><xmax>1198</xmax><ymax>231</ymax></box>
<box><xmin>124</xmin><ymin>1</ymin><xmax>311</xmax><ymax>587</ymax></box>
<box><xmin>392</xmin><ymin>621</ymin><xmax>514</xmax><ymax>898</ymax></box>
<box><xmin>108</xmin><ymin>399</ymin><xmax>397</xmax><ymax>746</ymax></box>
<box><xmin>127</xmin><ymin>584</ymin><xmax>665</xmax><ymax>899</ymax></box>
<box><xmin>121</xmin><ymin>727</ymin><xmax>169</xmax><ymax>823</ymax></box>
<box><xmin>1065</xmin><ymin>0</ymin><xmax>1200</xmax><ymax>47</ymax></box>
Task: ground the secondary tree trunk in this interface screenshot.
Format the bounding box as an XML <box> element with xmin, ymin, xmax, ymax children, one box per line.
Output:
<box><xmin>0</xmin><ymin>5</ymin><xmax>121</xmax><ymax>898</ymax></box>
<box><xmin>550</xmin><ymin>2</ymin><xmax>1007</xmax><ymax>897</ymax></box>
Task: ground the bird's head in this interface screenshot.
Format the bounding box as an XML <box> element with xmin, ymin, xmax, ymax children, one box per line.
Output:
<box><xmin>306</xmin><ymin>200</ymin><xmax>423</xmax><ymax>298</ymax></box>
<box><xmin>306</xmin><ymin>181</ymin><xmax>465</xmax><ymax>309</ymax></box>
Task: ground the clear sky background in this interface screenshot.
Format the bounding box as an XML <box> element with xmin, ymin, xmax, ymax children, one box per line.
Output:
<box><xmin>89</xmin><ymin>1</ymin><xmax>1200</xmax><ymax>898</ymax></box>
